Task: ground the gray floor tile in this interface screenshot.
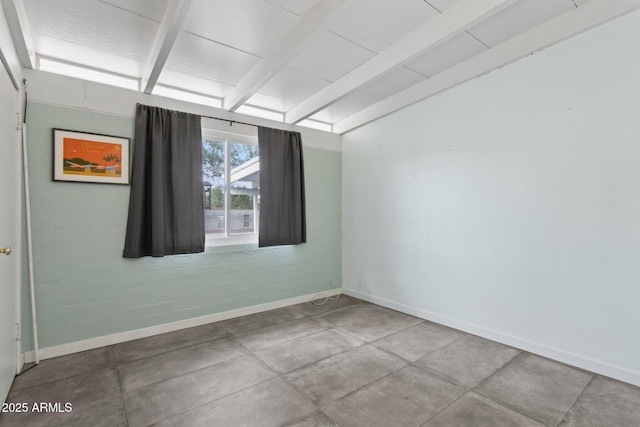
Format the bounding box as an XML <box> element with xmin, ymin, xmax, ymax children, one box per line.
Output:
<box><xmin>283</xmin><ymin>345</ymin><xmax>406</xmax><ymax>405</ymax></box>
<box><xmin>1</xmin><ymin>368</ymin><xmax>122</xmax><ymax>427</ymax></box>
<box><xmin>285</xmin><ymin>411</ymin><xmax>341</xmax><ymax>427</ymax></box>
<box><xmin>253</xmin><ymin>329</ymin><xmax>363</xmax><ymax>373</ymax></box>
<box><xmin>318</xmin><ymin>303</ymin><xmax>423</xmax><ymax>342</ymax></box>
<box><xmin>155</xmin><ymin>377</ymin><xmax>315</xmax><ymax>427</ymax></box>
<box><xmin>416</xmin><ymin>334</ymin><xmax>520</xmax><ymax>387</ymax></box>
<box><xmin>123</xmin><ymin>355</ymin><xmax>275</xmax><ymax>427</ymax></box>
<box><xmin>6</xmin><ymin>300</ymin><xmax>640</xmax><ymax>427</ymax></box>
<box><xmin>219</xmin><ymin>307</ymin><xmax>305</xmax><ymax>334</ymax></box>
<box><xmin>10</xmin><ymin>347</ymin><xmax>114</xmax><ymax>392</ymax></box>
<box><xmin>477</xmin><ymin>353</ymin><xmax>593</xmax><ymax>426</ymax></box>
<box><xmin>118</xmin><ymin>337</ymin><xmax>247</xmax><ymax>391</ymax></box>
<box><xmin>373</xmin><ymin>321</ymin><xmax>465</xmax><ymax>362</ymax></box>
<box><xmin>7</xmin><ymin>367</ymin><xmax>121</xmax><ymax>407</ymax></box>
<box><xmin>324</xmin><ymin>365</ymin><xmax>465</xmax><ymax>427</ymax></box>
<box><xmin>423</xmin><ymin>392</ymin><xmax>544</xmax><ymax>427</ymax></box>
<box><xmin>111</xmin><ymin>322</ymin><xmax>229</xmax><ymax>363</ymax></box>
<box><xmin>234</xmin><ymin>317</ymin><xmax>328</xmax><ymax>351</ymax></box>
<box><xmin>63</xmin><ymin>395</ymin><xmax>128</xmax><ymax>427</ymax></box>
<box><xmin>559</xmin><ymin>376</ymin><xmax>640</xmax><ymax>426</ymax></box>
<box><xmin>290</xmin><ymin>294</ymin><xmax>365</xmax><ymax>317</ymax></box>
<box><xmin>0</xmin><ymin>395</ymin><xmax>127</xmax><ymax>427</ymax></box>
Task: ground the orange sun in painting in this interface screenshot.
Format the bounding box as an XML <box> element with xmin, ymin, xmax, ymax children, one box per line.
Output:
<box><xmin>63</xmin><ymin>138</ymin><xmax>122</xmax><ymax>165</ymax></box>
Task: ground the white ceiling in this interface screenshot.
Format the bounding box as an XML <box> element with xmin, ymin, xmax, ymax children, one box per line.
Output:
<box><xmin>4</xmin><ymin>0</ymin><xmax>640</xmax><ymax>133</ymax></box>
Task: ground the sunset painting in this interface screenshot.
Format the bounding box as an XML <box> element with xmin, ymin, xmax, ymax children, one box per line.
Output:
<box><xmin>53</xmin><ymin>129</ymin><xmax>130</xmax><ymax>184</ymax></box>
<box><xmin>63</xmin><ymin>138</ymin><xmax>122</xmax><ymax>177</ymax></box>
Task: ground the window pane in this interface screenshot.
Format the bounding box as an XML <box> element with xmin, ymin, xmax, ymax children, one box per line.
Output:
<box><xmin>203</xmin><ymin>140</ymin><xmax>225</xmax><ymax>235</ymax></box>
<box><xmin>230</xmin><ymin>142</ymin><xmax>259</xmax><ymax>235</ymax></box>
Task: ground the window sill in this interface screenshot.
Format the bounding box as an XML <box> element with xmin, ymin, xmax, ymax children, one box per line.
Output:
<box><xmin>205</xmin><ymin>234</ymin><xmax>258</xmax><ymax>248</ymax></box>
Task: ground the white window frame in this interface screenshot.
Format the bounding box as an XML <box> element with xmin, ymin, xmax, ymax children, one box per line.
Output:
<box><xmin>202</xmin><ymin>128</ymin><xmax>259</xmax><ymax>247</ymax></box>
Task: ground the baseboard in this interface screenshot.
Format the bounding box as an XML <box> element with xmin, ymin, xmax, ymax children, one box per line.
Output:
<box><xmin>16</xmin><ymin>351</ymin><xmax>24</xmax><ymax>375</ymax></box>
<box><xmin>343</xmin><ymin>288</ymin><xmax>640</xmax><ymax>387</ymax></box>
<box><xmin>23</xmin><ymin>288</ymin><xmax>341</xmax><ymax>363</ymax></box>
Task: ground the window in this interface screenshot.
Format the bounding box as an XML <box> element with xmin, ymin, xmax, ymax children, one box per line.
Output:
<box><xmin>202</xmin><ymin>130</ymin><xmax>259</xmax><ymax>245</ymax></box>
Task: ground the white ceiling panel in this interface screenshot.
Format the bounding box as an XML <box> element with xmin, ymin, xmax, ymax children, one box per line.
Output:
<box><xmin>12</xmin><ymin>0</ymin><xmax>628</xmax><ymax>133</ymax></box>
<box><xmin>97</xmin><ymin>0</ymin><xmax>170</xmax><ymax>22</ymax></box>
<box><xmin>25</xmin><ymin>0</ymin><xmax>159</xmax><ymax>62</ymax></box>
<box><xmin>263</xmin><ymin>0</ymin><xmax>319</xmax><ymax>16</ymax></box>
<box><xmin>157</xmin><ymin>69</ymin><xmax>234</xmax><ymax>98</ymax></box>
<box><xmin>245</xmin><ymin>92</ymin><xmax>296</xmax><ymax>113</ymax></box>
<box><xmin>423</xmin><ymin>0</ymin><xmax>460</xmax><ymax>13</ymax></box>
<box><xmin>309</xmin><ymin>91</ymin><xmax>379</xmax><ymax>123</ymax></box>
<box><xmin>152</xmin><ymin>85</ymin><xmax>222</xmax><ymax>108</ymax></box>
<box><xmin>327</xmin><ymin>0</ymin><xmax>439</xmax><ymax>53</ymax></box>
<box><xmin>182</xmin><ymin>0</ymin><xmax>300</xmax><ymax>57</ymax></box>
<box><xmin>359</xmin><ymin>67</ymin><xmax>426</xmax><ymax>99</ymax></box>
<box><xmin>467</xmin><ymin>0</ymin><xmax>576</xmax><ymax>48</ymax></box>
<box><xmin>287</xmin><ymin>31</ymin><xmax>375</xmax><ymax>82</ymax></box>
<box><xmin>406</xmin><ymin>32</ymin><xmax>487</xmax><ymax>77</ymax></box>
<box><xmin>258</xmin><ymin>67</ymin><xmax>329</xmax><ymax>105</ymax></box>
<box><xmin>35</xmin><ymin>37</ymin><xmax>142</xmax><ymax>77</ymax></box>
<box><xmin>165</xmin><ymin>32</ymin><xmax>261</xmax><ymax>86</ymax></box>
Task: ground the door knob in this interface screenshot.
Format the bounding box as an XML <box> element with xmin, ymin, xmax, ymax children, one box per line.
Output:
<box><xmin>0</xmin><ymin>246</ymin><xmax>11</xmax><ymax>256</ymax></box>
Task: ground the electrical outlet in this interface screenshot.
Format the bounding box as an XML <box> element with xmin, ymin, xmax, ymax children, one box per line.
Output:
<box><xmin>356</xmin><ymin>275</ymin><xmax>365</xmax><ymax>289</ymax></box>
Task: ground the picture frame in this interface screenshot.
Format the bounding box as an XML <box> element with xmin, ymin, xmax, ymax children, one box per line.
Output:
<box><xmin>52</xmin><ymin>129</ymin><xmax>130</xmax><ymax>185</ymax></box>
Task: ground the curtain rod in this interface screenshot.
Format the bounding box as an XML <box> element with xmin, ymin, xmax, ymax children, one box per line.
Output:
<box><xmin>202</xmin><ymin>115</ymin><xmax>301</xmax><ymax>134</ymax></box>
<box><xmin>203</xmin><ymin>115</ymin><xmax>259</xmax><ymax>128</ymax></box>
<box><xmin>141</xmin><ymin>103</ymin><xmax>299</xmax><ymax>131</ymax></box>
<box><xmin>138</xmin><ymin>103</ymin><xmax>261</xmax><ymax>128</ymax></box>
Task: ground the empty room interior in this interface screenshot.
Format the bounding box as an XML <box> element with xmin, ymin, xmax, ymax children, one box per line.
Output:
<box><xmin>1</xmin><ymin>0</ymin><xmax>640</xmax><ymax>426</ymax></box>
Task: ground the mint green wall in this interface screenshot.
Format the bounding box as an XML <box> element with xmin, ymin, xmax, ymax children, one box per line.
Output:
<box><xmin>22</xmin><ymin>102</ymin><xmax>341</xmax><ymax>350</ymax></box>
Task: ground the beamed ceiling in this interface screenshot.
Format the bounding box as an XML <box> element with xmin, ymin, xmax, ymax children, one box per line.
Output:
<box><xmin>3</xmin><ymin>0</ymin><xmax>640</xmax><ymax>133</ymax></box>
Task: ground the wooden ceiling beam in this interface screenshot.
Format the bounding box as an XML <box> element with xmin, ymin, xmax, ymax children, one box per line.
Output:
<box><xmin>141</xmin><ymin>0</ymin><xmax>193</xmax><ymax>94</ymax></box>
<box><xmin>2</xmin><ymin>0</ymin><xmax>36</xmax><ymax>69</ymax></box>
<box><xmin>223</xmin><ymin>0</ymin><xmax>347</xmax><ymax>112</ymax></box>
<box><xmin>285</xmin><ymin>0</ymin><xmax>517</xmax><ymax>124</ymax></box>
<box><xmin>333</xmin><ymin>0</ymin><xmax>640</xmax><ymax>134</ymax></box>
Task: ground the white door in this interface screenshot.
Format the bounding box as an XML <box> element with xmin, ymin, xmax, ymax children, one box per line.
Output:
<box><xmin>0</xmin><ymin>65</ymin><xmax>19</xmax><ymax>402</ymax></box>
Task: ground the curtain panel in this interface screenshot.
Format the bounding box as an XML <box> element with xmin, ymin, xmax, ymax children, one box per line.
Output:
<box><xmin>258</xmin><ymin>127</ymin><xmax>306</xmax><ymax>247</ymax></box>
<box><xmin>123</xmin><ymin>104</ymin><xmax>205</xmax><ymax>258</ymax></box>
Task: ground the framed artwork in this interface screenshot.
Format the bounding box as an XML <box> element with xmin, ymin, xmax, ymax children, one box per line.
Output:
<box><xmin>52</xmin><ymin>129</ymin><xmax>130</xmax><ymax>184</ymax></box>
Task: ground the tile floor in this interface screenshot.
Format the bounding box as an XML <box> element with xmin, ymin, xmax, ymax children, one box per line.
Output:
<box><xmin>1</xmin><ymin>296</ymin><xmax>639</xmax><ymax>427</ymax></box>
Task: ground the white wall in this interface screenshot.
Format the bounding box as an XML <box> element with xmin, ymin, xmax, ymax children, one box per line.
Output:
<box><xmin>0</xmin><ymin>2</ymin><xmax>21</xmax><ymax>402</ymax></box>
<box><xmin>342</xmin><ymin>9</ymin><xmax>640</xmax><ymax>386</ymax></box>
<box><xmin>0</xmin><ymin>0</ymin><xmax>21</xmax><ymax>90</ymax></box>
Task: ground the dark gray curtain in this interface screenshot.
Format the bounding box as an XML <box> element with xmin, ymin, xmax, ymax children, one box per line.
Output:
<box><xmin>123</xmin><ymin>104</ymin><xmax>204</xmax><ymax>258</ymax></box>
<box><xmin>258</xmin><ymin>127</ymin><xmax>306</xmax><ymax>247</ymax></box>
